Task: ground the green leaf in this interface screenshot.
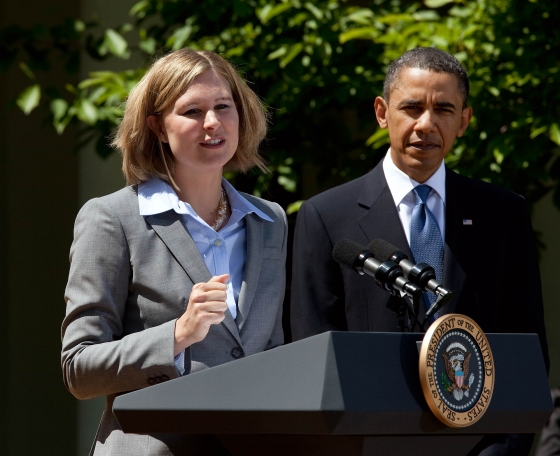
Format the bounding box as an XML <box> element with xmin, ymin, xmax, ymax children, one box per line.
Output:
<box><xmin>65</xmin><ymin>83</ymin><xmax>78</xmax><ymax>95</ymax></box>
<box><xmin>530</xmin><ymin>125</ymin><xmax>548</xmax><ymax>139</ymax></box>
<box><xmin>424</xmin><ymin>0</ymin><xmax>455</xmax><ymax>7</ymax></box>
<box><xmin>54</xmin><ymin>118</ymin><xmax>71</xmax><ymax>135</ymax></box>
<box><xmin>104</xmin><ymin>29</ymin><xmax>129</xmax><ymax>58</ymax></box>
<box><xmin>267</xmin><ymin>46</ymin><xmax>288</xmax><ymax>60</ymax></box>
<box><xmin>453</xmin><ymin>51</ymin><xmax>468</xmax><ymax>62</ymax></box>
<box><xmin>342</xmin><ymin>8</ymin><xmax>375</xmax><ymax>26</ymax></box>
<box><xmin>19</xmin><ymin>62</ymin><xmax>36</xmax><ymax>81</ymax></box>
<box><xmin>449</xmin><ymin>6</ymin><xmax>474</xmax><ymax>17</ymax></box>
<box><xmin>488</xmin><ymin>87</ymin><xmax>500</xmax><ymax>97</ymax></box>
<box><xmin>76</xmin><ymin>99</ymin><xmax>98</xmax><ymax>125</ymax></box>
<box><xmin>74</xmin><ymin>19</ymin><xmax>86</xmax><ymax>33</ymax></box>
<box><xmin>51</xmin><ymin>98</ymin><xmax>68</xmax><ymax>121</ymax></box>
<box><xmin>286</xmin><ymin>200</ymin><xmax>304</xmax><ymax>215</ymax></box>
<box><xmin>258</xmin><ymin>3</ymin><xmax>293</xmax><ymax>24</ymax></box>
<box><xmin>279</xmin><ymin>43</ymin><xmax>303</xmax><ymax>68</ymax></box>
<box><xmin>139</xmin><ymin>37</ymin><xmax>157</xmax><ymax>54</ymax></box>
<box><xmin>318</xmin><ymin>41</ymin><xmax>332</xmax><ymax>60</ymax></box>
<box><xmin>413</xmin><ymin>10</ymin><xmax>440</xmax><ymax>21</ymax></box>
<box><xmin>462</xmin><ymin>39</ymin><xmax>476</xmax><ymax>51</ymax></box>
<box><xmin>304</xmin><ymin>2</ymin><xmax>323</xmax><ymax>20</ymax></box>
<box><xmin>550</xmin><ymin>123</ymin><xmax>560</xmax><ymax>146</ymax></box>
<box><xmin>51</xmin><ymin>99</ymin><xmax>70</xmax><ymax>134</ymax></box>
<box><xmin>16</xmin><ymin>84</ymin><xmax>41</xmax><ymax>114</ymax></box>
<box><xmin>169</xmin><ymin>25</ymin><xmax>194</xmax><ymax>50</ymax></box>
<box><xmin>257</xmin><ymin>4</ymin><xmax>273</xmax><ymax>23</ymax></box>
<box><xmin>377</xmin><ymin>13</ymin><xmax>415</xmax><ymax>24</ymax></box>
<box><xmin>339</xmin><ymin>27</ymin><xmax>378</xmax><ymax>44</ymax></box>
<box><xmin>366</xmin><ymin>128</ymin><xmax>390</xmax><ymax>149</ymax></box>
<box><xmin>431</xmin><ymin>35</ymin><xmax>449</xmax><ymax>48</ymax></box>
<box><xmin>129</xmin><ymin>0</ymin><xmax>150</xmax><ymax>18</ymax></box>
<box><xmin>489</xmin><ymin>163</ymin><xmax>501</xmax><ymax>173</ymax></box>
<box><xmin>288</xmin><ymin>12</ymin><xmax>309</xmax><ymax>27</ymax></box>
<box><xmin>493</xmin><ymin>148</ymin><xmax>504</xmax><ymax>165</ymax></box>
<box><xmin>119</xmin><ymin>23</ymin><xmax>134</xmax><ymax>34</ymax></box>
<box><xmin>278</xmin><ymin>175</ymin><xmax>297</xmax><ymax>192</ymax></box>
<box><xmin>225</xmin><ymin>45</ymin><xmax>245</xmax><ymax>58</ymax></box>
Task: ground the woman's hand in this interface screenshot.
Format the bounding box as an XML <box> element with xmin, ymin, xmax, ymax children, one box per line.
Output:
<box><xmin>174</xmin><ymin>274</ymin><xmax>229</xmax><ymax>355</ymax></box>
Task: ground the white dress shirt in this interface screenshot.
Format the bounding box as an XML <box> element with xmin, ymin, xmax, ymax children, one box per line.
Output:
<box><xmin>138</xmin><ymin>177</ymin><xmax>273</xmax><ymax>374</ymax></box>
<box><xmin>382</xmin><ymin>149</ymin><xmax>446</xmax><ymax>244</ymax></box>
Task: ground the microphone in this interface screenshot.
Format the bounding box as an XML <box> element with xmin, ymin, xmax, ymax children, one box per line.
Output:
<box><xmin>332</xmin><ymin>239</ymin><xmax>422</xmax><ymax>299</ymax></box>
<box><xmin>368</xmin><ymin>238</ymin><xmax>453</xmax><ymax>318</ymax></box>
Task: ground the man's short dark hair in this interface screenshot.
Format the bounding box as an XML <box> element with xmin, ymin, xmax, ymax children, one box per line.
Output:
<box><xmin>383</xmin><ymin>47</ymin><xmax>470</xmax><ymax>108</ymax></box>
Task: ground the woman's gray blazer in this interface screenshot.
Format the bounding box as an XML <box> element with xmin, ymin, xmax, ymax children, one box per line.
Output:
<box><xmin>61</xmin><ymin>185</ymin><xmax>288</xmax><ymax>455</ymax></box>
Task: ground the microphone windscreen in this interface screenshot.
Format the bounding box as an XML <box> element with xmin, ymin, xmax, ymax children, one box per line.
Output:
<box><xmin>368</xmin><ymin>238</ymin><xmax>399</xmax><ymax>262</ymax></box>
<box><xmin>332</xmin><ymin>238</ymin><xmax>367</xmax><ymax>267</ymax></box>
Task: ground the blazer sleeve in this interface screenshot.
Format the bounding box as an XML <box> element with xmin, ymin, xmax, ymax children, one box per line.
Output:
<box><xmin>61</xmin><ymin>198</ymin><xmax>180</xmax><ymax>400</ymax></box>
<box><xmin>290</xmin><ymin>199</ymin><xmax>348</xmax><ymax>341</ymax></box>
<box><xmin>267</xmin><ymin>203</ymin><xmax>288</xmax><ymax>350</ymax></box>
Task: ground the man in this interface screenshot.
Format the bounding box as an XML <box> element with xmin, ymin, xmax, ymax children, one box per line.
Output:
<box><xmin>290</xmin><ymin>47</ymin><xmax>548</xmax><ymax>455</ymax></box>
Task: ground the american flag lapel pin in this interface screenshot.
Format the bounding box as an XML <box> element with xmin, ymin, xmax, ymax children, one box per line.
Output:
<box><xmin>462</xmin><ymin>219</ymin><xmax>473</xmax><ymax>225</ymax></box>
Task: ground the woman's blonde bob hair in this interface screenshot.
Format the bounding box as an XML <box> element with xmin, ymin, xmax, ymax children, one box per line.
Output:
<box><xmin>113</xmin><ymin>48</ymin><xmax>268</xmax><ymax>188</ymax></box>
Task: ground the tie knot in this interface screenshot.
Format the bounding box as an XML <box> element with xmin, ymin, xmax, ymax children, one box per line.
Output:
<box><xmin>414</xmin><ymin>185</ymin><xmax>432</xmax><ymax>204</ymax></box>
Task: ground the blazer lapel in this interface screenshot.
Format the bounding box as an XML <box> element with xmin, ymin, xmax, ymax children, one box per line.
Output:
<box><xmin>356</xmin><ymin>165</ymin><xmax>414</xmax><ymax>321</ymax></box>
<box><xmin>235</xmin><ymin>213</ymin><xmax>263</xmax><ymax>331</ymax></box>
<box><xmin>145</xmin><ymin>211</ymin><xmax>241</xmax><ymax>343</ymax></box>
<box><xmin>145</xmin><ymin>211</ymin><xmax>212</xmax><ymax>284</ymax></box>
<box><xmin>357</xmin><ymin>164</ymin><xmax>412</xmax><ymax>261</ymax></box>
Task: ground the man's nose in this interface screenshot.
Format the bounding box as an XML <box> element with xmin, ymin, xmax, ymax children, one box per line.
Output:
<box><xmin>414</xmin><ymin>109</ymin><xmax>436</xmax><ymax>133</ymax></box>
<box><xmin>203</xmin><ymin>110</ymin><xmax>221</xmax><ymax>130</ymax></box>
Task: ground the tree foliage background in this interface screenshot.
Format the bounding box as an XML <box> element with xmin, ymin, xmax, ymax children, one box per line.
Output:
<box><xmin>2</xmin><ymin>0</ymin><xmax>560</xmax><ymax>214</ymax></box>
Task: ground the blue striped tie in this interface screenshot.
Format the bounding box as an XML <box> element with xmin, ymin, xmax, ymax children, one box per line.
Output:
<box><xmin>410</xmin><ymin>185</ymin><xmax>444</xmax><ymax>319</ymax></box>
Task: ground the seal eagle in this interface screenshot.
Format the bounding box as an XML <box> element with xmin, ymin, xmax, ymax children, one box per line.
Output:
<box><xmin>442</xmin><ymin>342</ymin><xmax>475</xmax><ymax>401</ymax></box>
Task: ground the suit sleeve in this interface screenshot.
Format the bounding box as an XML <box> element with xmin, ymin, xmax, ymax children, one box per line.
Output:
<box><xmin>503</xmin><ymin>195</ymin><xmax>549</xmax><ymax>373</ymax></box>
<box><xmin>471</xmin><ymin>195</ymin><xmax>549</xmax><ymax>456</ymax></box>
<box><xmin>290</xmin><ymin>200</ymin><xmax>348</xmax><ymax>341</ymax></box>
<box><xmin>265</xmin><ymin>203</ymin><xmax>288</xmax><ymax>350</ymax></box>
<box><xmin>61</xmin><ymin>198</ymin><xmax>181</xmax><ymax>400</ymax></box>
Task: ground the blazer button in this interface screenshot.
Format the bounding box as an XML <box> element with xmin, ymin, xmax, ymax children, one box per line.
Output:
<box><xmin>161</xmin><ymin>375</ymin><xmax>169</xmax><ymax>382</ymax></box>
<box><xmin>148</xmin><ymin>377</ymin><xmax>155</xmax><ymax>385</ymax></box>
<box><xmin>154</xmin><ymin>376</ymin><xmax>162</xmax><ymax>383</ymax></box>
<box><xmin>231</xmin><ymin>347</ymin><xmax>244</xmax><ymax>359</ymax></box>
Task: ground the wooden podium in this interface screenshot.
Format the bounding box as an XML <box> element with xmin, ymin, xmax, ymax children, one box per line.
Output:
<box><xmin>113</xmin><ymin>332</ymin><xmax>552</xmax><ymax>456</ymax></box>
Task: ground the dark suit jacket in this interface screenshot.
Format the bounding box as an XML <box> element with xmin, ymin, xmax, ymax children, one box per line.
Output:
<box><xmin>290</xmin><ymin>161</ymin><xmax>549</xmax><ymax>455</ymax></box>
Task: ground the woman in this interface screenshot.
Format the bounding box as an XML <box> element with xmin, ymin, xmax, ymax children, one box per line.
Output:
<box><xmin>61</xmin><ymin>49</ymin><xmax>287</xmax><ymax>455</ymax></box>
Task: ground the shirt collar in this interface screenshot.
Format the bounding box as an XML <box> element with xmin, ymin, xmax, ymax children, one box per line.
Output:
<box><xmin>138</xmin><ymin>177</ymin><xmax>273</xmax><ymax>222</ymax></box>
<box><xmin>382</xmin><ymin>149</ymin><xmax>446</xmax><ymax>206</ymax></box>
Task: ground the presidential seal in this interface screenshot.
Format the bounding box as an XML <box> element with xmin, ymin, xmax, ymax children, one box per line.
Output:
<box><xmin>419</xmin><ymin>314</ymin><xmax>494</xmax><ymax>428</ymax></box>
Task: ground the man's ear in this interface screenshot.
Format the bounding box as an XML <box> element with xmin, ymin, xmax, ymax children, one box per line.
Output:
<box><xmin>457</xmin><ymin>106</ymin><xmax>473</xmax><ymax>138</ymax></box>
<box><xmin>147</xmin><ymin>114</ymin><xmax>168</xmax><ymax>143</ymax></box>
<box><xmin>374</xmin><ymin>97</ymin><xmax>389</xmax><ymax>129</ymax></box>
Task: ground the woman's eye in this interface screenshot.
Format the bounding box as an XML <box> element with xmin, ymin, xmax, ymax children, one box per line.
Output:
<box><xmin>215</xmin><ymin>104</ymin><xmax>230</xmax><ymax>110</ymax></box>
<box><xmin>184</xmin><ymin>108</ymin><xmax>201</xmax><ymax>116</ymax></box>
